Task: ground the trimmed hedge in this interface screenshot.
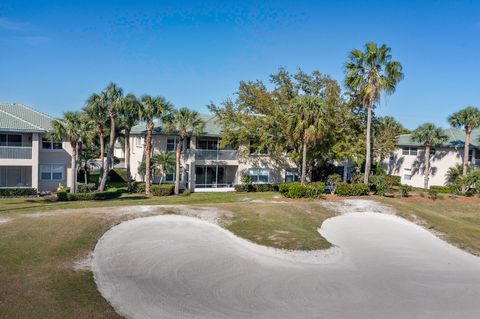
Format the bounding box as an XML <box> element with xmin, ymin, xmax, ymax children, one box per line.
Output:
<box><xmin>385</xmin><ymin>175</ymin><xmax>401</xmax><ymax>187</ymax></box>
<box><xmin>133</xmin><ymin>182</ymin><xmax>146</xmax><ymax>193</ymax></box>
<box><xmin>57</xmin><ymin>189</ymin><xmax>122</xmax><ymax>201</ymax></box>
<box><xmin>234</xmin><ymin>184</ymin><xmax>255</xmax><ymax>192</ymax></box>
<box><xmin>234</xmin><ymin>183</ymin><xmax>279</xmax><ymax>192</ymax></box>
<box><xmin>279</xmin><ymin>182</ymin><xmax>325</xmax><ymax>199</ymax></box>
<box><xmin>430</xmin><ymin>185</ymin><xmax>452</xmax><ymax>194</ymax></box>
<box><xmin>0</xmin><ymin>188</ymin><xmax>37</xmax><ymax>197</ymax></box>
<box><xmin>77</xmin><ymin>183</ymin><xmax>97</xmax><ymax>193</ymax></box>
<box><xmin>335</xmin><ymin>182</ymin><xmax>369</xmax><ymax>196</ymax></box>
<box><xmin>151</xmin><ymin>184</ymin><xmax>174</xmax><ymax>196</ymax></box>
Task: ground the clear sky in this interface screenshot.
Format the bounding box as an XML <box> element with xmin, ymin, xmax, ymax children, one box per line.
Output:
<box><xmin>0</xmin><ymin>0</ymin><xmax>479</xmax><ymax>129</ymax></box>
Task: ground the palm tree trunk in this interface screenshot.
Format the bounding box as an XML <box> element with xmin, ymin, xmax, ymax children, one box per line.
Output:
<box><xmin>125</xmin><ymin>129</ymin><xmax>132</xmax><ymax>192</ymax></box>
<box><xmin>301</xmin><ymin>133</ymin><xmax>307</xmax><ymax>184</ymax></box>
<box><xmin>463</xmin><ymin>128</ymin><xmax>470</xmax><ymax>176</ymax></box>
<box><xmin>145</xmin><ymin>121</ymin><xmax>153</xmax><ymax>195</ymax></box>
<box><xmin>98</xmin><ymin>129</ymin><xmax>105</xmax><ymax>184</ymax></box>
<box><xmin>174</xmin><ymin>138</ymin><xmax>182</xmax><ymax>195</ymax></box>
<box><xmin>71</xmin><ymin>142</ymin><xmax>77</xmax><ymax>193</ymax></box>
<box><xmin>343</xmin><ymin>159</ymin><xmax>348</xmax><ymax>182</ymax></box>
<box><xmin>364</xmin><ymin>105</ymin><xmax>372</xmax><ymax>184</ymax></box>
<box><xmin>424</xmin><ymin>144</ymin><xmax>431</xmax><ymax>189</ymax></box>
<box><xmin>99</xmin><ymin>117</ymin><xmax>116</xmax><ymax>192</ymax></box>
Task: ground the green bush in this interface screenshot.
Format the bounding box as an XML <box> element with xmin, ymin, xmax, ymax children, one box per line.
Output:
<box><xmin>77</xmin><ymin>183</ymin><xmax>97</xmax><ymax>193</ymax></box>
<box><xmin>335</xmin><ymin>182</ymin><xmax>369</xmax><ymax>196</ymax></box>
<box><xmin>430</xmin><ymin>185</ymin><xmax>452</xmax><ymax>194</ymax></box>
<box><xmin>369</xmin><ymin>175</ymin><xmax>393</xmax><ymax>196</ymax></box>
<box><xmin>254</xmin><ymin>184</ymin><xmax>279</xmax><ymax>192</ymax></box>
<box><xmin>57</xmin><ymin>189</ymin><xmax>122</xmax><ymax>201</ymax></box>
<box><xmin>133</xmin><ymin>182</ymin><xmax>146</xmax><ymax>193</ymax></box>
<box><xmin>428</xmin><ymin>188</ymin><xmax>439</xmax><ymax>200</ymax></box>
<box><xmin>234</xmin><ymin>184</ymin><xmax>255</xmax><ymax>192</ymax></box>
<box><xmin>385</xmin><ymin>175</ymin><xmax>401</xmax><ymax>187</ymax></box>
<box><xmin>151</xmin><ymin>184</ymin><xmax>174</xmax><ymax>196</ymax></box>
<box><xmin>279</xmin><ymin>182</ymin><xmax>324</xmax><ymax>199</ymax></box>
<box><xmin>399</xmin><ymin>185</ymin><xmax>413</xmax><ymax>197</ymax></box>
<box><xmin>0</xmin><ymin>188</ymin><xmax>38</xmax><ymax>197</ymax></box>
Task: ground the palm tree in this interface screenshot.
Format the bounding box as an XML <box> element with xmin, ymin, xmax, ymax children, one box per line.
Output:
<box><xmin>84</xmin><ymin>92</ymin><xmax>108</xmax><ymax>182</ymax></box>
<box><xmin>344</xmin><ymin>42</ymin><xmax>404</xmax><ymax>184</ymax></box>
<box><xmin>152</xmin><ymin>152</ymin><xmax>175</xmax><ymax>184</ymax></box>
<box><xmin>98</xmin><ymin>83</ymin><xmax>124</xmax><ymax>192</ymax></box>
<box><xmin>287</xmin><ymin>95</ymin><xmax>325</xmax><ymax>184</ymax></box>
<box><xmin>50</xmin><ymin>111</ymin><xmax>84</xmax><ymax>193</ymax></box>
<box><xmin>118</xmin><ymin>93</ymin><xmax>141</xmax><ymax>192</ymax></box>
<box><xmin>165</xmin><ymin>107</ymin><xmax>205</xmax><ymax>195</ymax></box>
<box><xmin>411</xmin><ymin>123</ymin><xmax>448</xmax><ymax>189</ymax></box>
<box><xmin>139</xmin><ymin>95</ymin><xmax>172</xmax><ymax>195</ymax></box>
<box><xmin>448</xmin><ymin>106</ymin><xmax>480</xmax><ymax>176</ymax></box>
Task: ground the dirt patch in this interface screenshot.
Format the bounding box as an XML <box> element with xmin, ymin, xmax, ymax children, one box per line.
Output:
<box><xmin>320</xmin><ymin>199</ymin><xmax>395</xmax><ymax>215</ymax></box>
<box><xmin>0</xmin><ymin>217</ymin><xmax>11</xmax><ymax>225</ymax></box>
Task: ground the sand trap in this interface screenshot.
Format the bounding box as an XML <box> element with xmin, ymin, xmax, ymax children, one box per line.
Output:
<box><xmin>92</xmin><ymin>203</ymin><xmax>480</xmax><ymax>319</ymax></box>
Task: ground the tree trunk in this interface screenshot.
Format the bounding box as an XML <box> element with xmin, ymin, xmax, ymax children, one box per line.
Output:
<box><xmin>343</xmin><ymin>158</ymin><xmax>348</xmax><ymax>182</ymax></box>
<box><xmin>84</xmin><ymin>166</ymin><xmax>88</xmax><ymax>185</ymax></box>
<box><xmin>364</xmin><ymin>106</ymin><xmax>372</xmax><ymax>184</ymax></box>
<box><xmin>463</xmin><ymin>127</ymin><xmax>470</xmax><ymax>176</ymax></box>
<box><xmin>145</xmin><ymin>121</ymin><xmax>153</xmax><ymax>195</ymax></box>
<box><xmin>71</xmin><ymin>142</ymin><xmax>77</xmax><ymax>193</ymax></box>
<box><xmin>125</xmin><ymin>129</ymin><xmax>132</xmax><ymax>192</ymax></box>
<box><xmin>98</xmin><ymin>129</ymin><xmax>105</xmax><ymax>184</ymax></box>
<box><xmin>99</xmin><ymin>117</ymin><xmax>116</xmax><ymax>192</ymax></box>
<box><xmin>301</xmin><ymin>133</ymin><xmax>307</xmax><ymax>184</ymax></box>
<box><xmin>174</xmin><ymin>138</ymin><xmax>182</xmax><ymax>195</ymax></box>
<box><xmin>424</xmin><ymin>144</ymin><xmax>431</xmax><ymax>189</ymax></box>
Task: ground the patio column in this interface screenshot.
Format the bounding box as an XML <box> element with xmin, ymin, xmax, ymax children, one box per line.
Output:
<box><xmin>189</xmin><ymin>163</ymin><xmax>195</xmax><ymax>192</ymax></box>
<box><xmin>31</xmin><ymin>133</ymin><xmax>39</xmax><ymax>190</ymax></box>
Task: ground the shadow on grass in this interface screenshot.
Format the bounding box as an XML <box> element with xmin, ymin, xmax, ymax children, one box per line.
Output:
<box><xmin>115</xmin><ymin>195</ymin><xmax>149</xmax><ymax>201</ymax></box>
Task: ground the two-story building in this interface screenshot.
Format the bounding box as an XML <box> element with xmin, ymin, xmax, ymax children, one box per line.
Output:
<box><xmin>129</xmin><ymin>115</ymin><xmax>299</xmax><ymax>192</ymax></box>
<box><xmin>384</xmin><ymin>128</ymin><xmax>480</xmax><ymax>188</ymax></box>
<box><xmin>0</xmin><ymin>103</ymin><xmax>74</xmax><ymax>193</ymax></box>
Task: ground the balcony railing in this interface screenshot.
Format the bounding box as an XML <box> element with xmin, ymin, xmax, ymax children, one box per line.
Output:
<box><xmin>194</xmin><ymin>149</ymin><xmax>239</xmax><ymax>161</ymax></box>
<box><xmin>0</xmin><ymin>146</ymin><xmax>33</xmax><ymax>159</ymax></box>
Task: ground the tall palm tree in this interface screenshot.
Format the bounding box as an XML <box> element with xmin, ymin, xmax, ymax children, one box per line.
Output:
<box><xmin>287</xmin><ymin>95</ymin><xmax>325</xmax><ymax>184</ymax></box>
<box><xmin>165</xmin><ymin>107</ymin><xmax>205</xmax><ymax>195</ymax></box>
<box><xmin>448</xmin><ymin>106</ymin><xmax>480</xmax><ymax>176</ymax></box>
<box><xmin>152</xmin><ymin>152</ymin><xmax>175</xmax><ymax>184</ymax></box>
<box><xmin>411</xmin><ymin>123</ymin><xmax>448</xmax><ymax>189</ymax></box>
<box><xmin>50</xmin><ymin>111</ymin><xmax>84</xmax><ymax>193</ymax></box>
<box><xmin>139</xmin><ymin>95</ymin><xmax>172</xmax><ymax>195</ymax></box>
<box><xmin>118</xmin><ymin>93</ymin><xmax>141</xmax><ymax>192</ymax></box>
<box><xmin>344</xmin><ymin>42</ymin><xmax>404</xmax><ymax>184</ymax></box>
<box><xmin>98</xmin><ymin>83</ymin><xmax>124</xmax><ymax>192</ymax></box>
<box><xmin>84</xmin><ymin>92</ymin><xmax>108</xmax><ymax>182</ymax></box>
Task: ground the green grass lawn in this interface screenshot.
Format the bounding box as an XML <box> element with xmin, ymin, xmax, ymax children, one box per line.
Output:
<box><xmin>0</xmin><ymin>192</ymin><xmax>334</xmax><ymax>318</ymax></box>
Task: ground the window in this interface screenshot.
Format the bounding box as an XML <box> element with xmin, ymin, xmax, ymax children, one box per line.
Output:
<box><xmin>248</xmin><ymin>168</ymin><xmax>270</xmax><ymax>183</ymax></box>
<box><xmin>40</xmin><ymin>164</ymin><xmax>64</xmax><ymax>181</ymax></box>
<box><xmin>167</xmin><ymin>137</ymin><xmax>177</xmax><ymax>152</ymax></box>
<box><xmin>402</xmin><ymin>147</ymin><xmax>418</xmax><ymax>156</ymax></box>
<box><xmin>165</xmin><ymin>171</ymin><xmax>175</xmax><ymax>182</ymax></box>
<box><xmin>403</xmin><ymin>168</ymin><xmax>412</xmax><ymax>181</ymax></box>
<box><xmin>197</xmin><ymin>138</ymin><xmax>218</xmax><ymax>150</ymax></box>
<box><xmin>0</xmin><ymin>134</ymin><xmax>22</xmax><ymax>147</ymax></box>
<box><xmin>42</xmin><ymin>138</ymin><xmax>62</xmax><ymax>150</ymax></box>
<box><xmin>285</xmin><ymin>170</ymin><xmax>299</xmax><ymax>183</ymax></box>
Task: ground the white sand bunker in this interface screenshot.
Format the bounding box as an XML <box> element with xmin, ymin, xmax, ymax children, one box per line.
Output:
<box><xmin>93</xmin><ymin>210</ymin><xmax>480</xmax><ymax>319</ymax></box>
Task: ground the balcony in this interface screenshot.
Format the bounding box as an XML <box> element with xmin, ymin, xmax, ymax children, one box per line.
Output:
<box><xmin>0</xmin><ymin>146</ymin><xmax>33</xmax><ymax>159</ymax></box>
<box><xmin>194</xmin><ymin>149</ymin><xmax>239</xmax><ymax>161</ymax></box>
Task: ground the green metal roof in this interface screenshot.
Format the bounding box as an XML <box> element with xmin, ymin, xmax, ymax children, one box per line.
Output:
<box><xmin>397</xmin><ymin>127</ymin><xmax>480</xmax><ymax>148</ymax></box>
<box><xmin>0</xmin><ymin>103</ymin><xmax>54</xmax><ymax>132</ymax></box>
<box><xmin>130</xmin><ymin>114</ymin><xmax>222</xmax><ymax>136</ymax></box>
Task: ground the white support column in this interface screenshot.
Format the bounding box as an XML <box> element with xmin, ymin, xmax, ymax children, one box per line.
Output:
<box><xmin>31</xmin><ymin>133</ymin><xmax>39</xmax><ymax>191</ymax></box>
<box><xmin>189</xmin><ymin>163</ymin><xmax>195</xmax><ymax>192</ymax></box>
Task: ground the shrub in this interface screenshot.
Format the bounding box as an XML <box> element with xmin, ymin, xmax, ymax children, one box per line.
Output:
<box><xmin>254</xmin><ymin>184</ymin><xmax>279</xmax><ymax>192</ymax></box>
<box><xmin>385</xmin><ymin>175</ymin><xmax>401</xmax><ymax>187</ymax></box>
<box><xmin>335</xmin><ymin>182</ymin><xmax>369</xmax><ymax>196</ymax></box>
<box><xmin>77</xmin><ymin>183</ymin><xmax>97</xmax><ymax>193</ymax></box>
<box><xmin>151</xmin><ymin>184</ymin><xmax>174</xmax><ymax>196</ymax></box>
<box><xmin>369</xmin><ymin>175</ymin><xmax>392</xmax><ymax>196</ymax></box>
<box><xmin>58</xmin><ymin>189</ymin><xmax>122</xmax><ymax>201</ymax></box>
<box><xmin>428</xmin><ymin>188</ymin><xmax>439</xmax><ymax>200</ymax></box>
<box><xmin>279</xmin><ymin>182</ymin><xmax>324</xmax><ymax>199</ymax></box>
<box><xmin>430</xmin><ymin>185</ymin><xmax>452</xmax><ymax>194</ymax></box>
<box><xmin>0</xmin><ymin>187</ymin><xmax>38</xmax><ymax>197</ymax></box>
<box><xmin>133</xmin><ymin>182</ymin><xmax>146</xmax><ymax>193</ymax></box>
<box><xmin>234</xmin><ymin>184</ymin><xmax>255</xmax><ymax>192</ymax></box>
<box><xmin>326</xmin><ymin>174</ymin><xmax>342</xmax><ymax>194</ymax></box>
<box><xmin>399</xmin><ymin>185</ymin><xmax>413</xmax><ymax>197</ymax></box>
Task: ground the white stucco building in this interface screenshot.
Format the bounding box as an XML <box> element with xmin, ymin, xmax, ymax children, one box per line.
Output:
<box><xmin>384</xmin><ymin>128</ymin><xmax>480</xmax><ymax>188</ymax></box>
<box><xmin>128</xmin><ymin>115</ymin><xmax>299</xmax><ymax>192</ymax></box>
<box><xmin>0</xmin><ymin>103</ymin><xmax>74</xmax><ymax>192</ymax></box>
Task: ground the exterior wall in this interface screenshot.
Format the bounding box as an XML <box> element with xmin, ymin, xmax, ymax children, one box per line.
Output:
<box><xmin>384</xmin><ymin>146</ymin><xmax>464</xmax><ymax>188</ymax></box>
<box><xmin>38</xmin><ymin>133</ymin><xmax>74</xmax><ymax>191</ymax></box>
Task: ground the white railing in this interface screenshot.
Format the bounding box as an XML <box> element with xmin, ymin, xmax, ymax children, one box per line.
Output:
<box><xmin>194</xmin><ymin>149</ymin><xmax>239</xmax><ymax>161</ymax></box>
<box><xmin>0</xmin><ymin>146</ymin><xmax>32</xmax><ymax>159</ymax></box>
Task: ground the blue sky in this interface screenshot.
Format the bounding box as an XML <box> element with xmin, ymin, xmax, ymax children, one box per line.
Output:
<box><xmin>0</xmin><ymin>0</ymin><xmax>479</xmax><ymax>129</ymax></box>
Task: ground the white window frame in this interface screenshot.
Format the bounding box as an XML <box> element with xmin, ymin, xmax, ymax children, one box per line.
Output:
<box><xmin>166</xmin><ymin>136</ymin><xmax>178</xmax><ymax>152</ymax></box>
<box><xmin>248</xmin><ymin>168</ymin><xmax>270</xmax><ymax>184</ymax></box>
<box><xmin>402</xmin><ymin>147</ymin><xmax>418</xmax><ymax>156</ymax></box>
<box><xmin>285</xmin><ymin>169</ymin><xmax>299</xmax><ymax>183</ymax></box>
<box><xmin>0</xmin><ymin>133</ymin><xmax>23</xmax><ymax>147</ymax></box>
<box><xmin>403</xmin><ymin>168</ymin><xmax>412</xmax><ymax>181</ymax></box>
<box><xmin>40</xmin><ymin>164</ymin><xmax>65</xmax><ymax>181</ymax></box>
<box><xmin>41</xmin><ymin>138</ymin><xmax>63</xmax><ymax>150</ymax></box>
